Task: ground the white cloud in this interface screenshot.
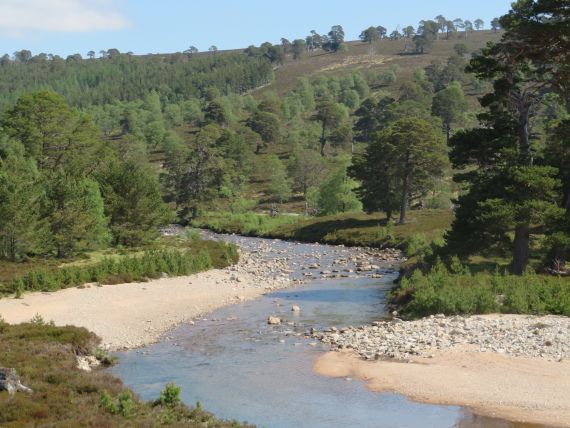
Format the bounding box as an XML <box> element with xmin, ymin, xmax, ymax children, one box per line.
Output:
<box><xmin>0</xmin><ymin>0</ymin><xmax>131</xmax><ymax>33</ymax></box>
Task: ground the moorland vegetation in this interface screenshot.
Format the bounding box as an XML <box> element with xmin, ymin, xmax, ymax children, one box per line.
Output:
<box><xmin>0</xmin><ymin>0</ymin><xmax>569</xmax><ymax>423</ymax></box>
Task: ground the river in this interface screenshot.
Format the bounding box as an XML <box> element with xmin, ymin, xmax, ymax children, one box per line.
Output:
<box><xmin>110</xmin><ymin>233</ymin><xmax>547</xmax><ymax>428</ymax></box>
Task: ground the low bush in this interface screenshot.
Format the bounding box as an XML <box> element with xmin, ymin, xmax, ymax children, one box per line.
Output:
<box><xmin>5</xmin><ymin>238</ymin><xmax>237</xmax><ymax>297</ymax></box>
<box><xmin>155</xmin><ymin>381</ymin><xmax>182</xmax><ymax>408</ymax></box>
<box><xmin>390</xmin><ymin>261</ymin><xmax>570</xmax><ymax>319</ymax></box>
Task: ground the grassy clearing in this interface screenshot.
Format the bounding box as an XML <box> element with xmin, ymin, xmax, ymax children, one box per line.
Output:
<box><xmin>0</xmin><ymin>322</ymin><xmax>254</xmax><ymax>427</ymax></box>
<box><xmin>192</xmin><ymin>209</ymin><xmax>454</xmax><ymax>254</ymax></box>
<box><xmin>190</xmin><ymin>212</ymin><xmax>304</xmax><ymax>236</ymax></box>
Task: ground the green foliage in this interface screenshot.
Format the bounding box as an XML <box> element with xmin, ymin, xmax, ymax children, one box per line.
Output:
<box><xmin>44</xmin><ymin>173</ymin><xmax>111</xmax><ymax>258</ymax></box>
<box><xmin>311</xmin><ymin>101</ymin><xmax>348</xmax><ymax>155</ymax></box>
<box><xmin>412</xmin><ymin>67</ymin><xmax>426</xmax><ymax>81</ymax></box>
<box><xmin>1</xmin><ymin>91</ymin><xmax>101</xmax><ymax>173</ymax></box>
<box><xmin>7</xmin><ymin>238</ymin><xmax>237</xmax><ymax>295</ymax></box>
<box><xmin>316</xmin><ymin>156</ymin><xmax>362</xmax><ymax>216</ymax></box>
<box><xmin>247</xmin><ymin>111</ymin><xmax>281</xmax><ymax>152</ymax></box>
<box><xmin>359</xmin><ymin>27</ymin><xmax>381</xmax><ymax>44</ymax></box>
<box><xmin>264</xmin><ymin>155</ymin><xmax>293</xmax><ymax>204</ymax></box>
<box><xmin>453</xmin><ymin>43</ymin><xmax>468</xmax><ymax>55</ymax></box>
<box><xmin>350</xmin><ymin>117</ymin><xmax>448</xmax><ymax>222</ymax></box>
<box><xmin>96</xmin><ymin>159</ymin><xmax>175</xmax><ymax>246</ymax></box>
<box><xmin>392</xmin><ymin>261</ymin><xmax>570</xmax><ymax>319</ymax></box>
<box><xmin>101</xmin><ymin>389</ymin><xmax>137</xmax><ymax>418</ymax></box>
<box><xmin>0</xmin><ymin>155</ymin><xmax>49</xmax><ymax>261</ymax></box>
<box><xmin>230</xmin><ymin>197</ymin><xmax>256</xmax><ymax>214</ymax></box>
<box><xmin>29</xmin><ymin>313</ymin><xmax>55</xmax><ymax>326</ymax></box>
<box><xmin>287</xmin><ymin>149</ymin><xmax>328</xmax><ymax>196</ymax></box>
<box><xmin>100</xmin><ymin>390</ymin><xmax>118</xmax><ymax>414</ymax></box>
<box><xmin>0</xmin><ymin>53</ymin><xmax>274</xmax><ymax>113</ymax></box>
<box><xmin>156</xmin><ymin>382</ymin><xmax>182</xmax><ymax>408</ymax></box>
<box><xmin>193</xmin><ymin>212</ymin><xmax>303</xmax><ymax>236</ymax></box>
<box><xmin>431</xmin><ymin>84</ymin><xmax>468</xmax><ymax>141</ymax></box>
<box><xmin>117</xmin><ymin>390</ymin><xmax>136</xmax><ymax>418</ymax></box>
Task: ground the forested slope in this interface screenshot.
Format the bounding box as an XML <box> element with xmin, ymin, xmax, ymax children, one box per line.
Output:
<box><xmin>0</xmin><ymin>4</ymin><xmax>568</xmax><ymax>284</ymax></box>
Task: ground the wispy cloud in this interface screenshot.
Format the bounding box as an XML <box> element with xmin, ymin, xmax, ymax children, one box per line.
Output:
<box><xmin>0</xmin><ymin>0</ymin><xmax>132</xmax><ymax>33</ymax></box>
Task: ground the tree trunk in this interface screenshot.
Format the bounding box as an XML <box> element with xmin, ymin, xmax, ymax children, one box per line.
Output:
<box><xmin>320</xmin><ymin>122</ymin><xmax>327</xmax><ymax>156</ymax></box>
<box><xmin>399</xmin><ymin>156</ymin><xmax>409</xmax><ymax>224</ymax></box>
<box><xmin>546</xmin><ymin>243</ymin><xmax>567</xmax><ymax>272</ymax></box>
<box><xmin>545</xmin><ymin>190</ymin><xmax>570</xmax><ymax>271</ymax></box>
<box><xmin>9</xmin><ymin>237</ymin><xmax>16</xmax><ymax>263</ymax></box>
<box><xmin>511</xmin><ymin>224</ymin><xmax>530</xmax><ymax>275</ymax></box>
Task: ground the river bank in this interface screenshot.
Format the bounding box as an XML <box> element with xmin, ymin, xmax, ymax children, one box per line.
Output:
<box><xmin>0</xmin><ymin>245</ymin><xmax>294</xmax><ymax>351</ymax></box>
<box><xmin>0</xmin><ymin>238</ymin><xmax>402</xmax><ymax>351</ymax></box>
<box><xmin>2</xmin><ymin>232</ymin><xmax>567</xmax><ymax>427</ymax></box>
<box><xmin>313</xmin><ymin>313</ymin><xmax>570</xmax><ymax>427</ymax></box>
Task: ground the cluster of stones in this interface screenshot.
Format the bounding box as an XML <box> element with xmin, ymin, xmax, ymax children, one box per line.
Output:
<box><xmin>301</xmin><ymin>248</ymin><xmax>404</xmax><ymax>279</ymax></box>
<box><xmin>223</xmin><ymin>240</ymin><xmax>295</xmax><ymax>291</ymax></box>
<box><xmin>312</xmin><ymin>314</ymin><xmax>570</xmax><ymax>362</ymax></box>
<box><xmin>222</xmin><ymin>238</ymin><xmax>405</xmax><ymax>290</ymax></box>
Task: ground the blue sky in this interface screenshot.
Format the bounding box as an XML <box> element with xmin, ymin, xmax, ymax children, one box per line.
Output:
<box><xmin>0</xmin><ymin>0</ymin><xmax>512</xmax><ymax>58</ymax></box>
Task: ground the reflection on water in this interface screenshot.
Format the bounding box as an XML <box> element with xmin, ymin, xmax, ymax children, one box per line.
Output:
<box><xmin>110</xmin><ymin>234</ymin><xmax>551</xmax><ymax>428</ymax></box>
<box><xmin>454</xmin><ymin>413</ymin><xmax>548</xmax><ymax>428</ymax></box>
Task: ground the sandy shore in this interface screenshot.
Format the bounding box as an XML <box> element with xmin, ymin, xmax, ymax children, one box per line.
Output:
<box><xmin>0</xmin><ymin>267</ymin><xmax>280</xmax><ymax>351</ymax></box>
<box><xmin>314</xmin><ymin>345</ymin><xmax>570</xmax><ymax>427</ymax></box>
<box><xmin>2</xmin><ymin>238</ymin><xmax>568</xmax><ymax>427</ymax></box>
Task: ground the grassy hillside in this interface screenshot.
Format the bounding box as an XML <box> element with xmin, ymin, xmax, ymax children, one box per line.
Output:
<box><xmin>253</xmin><ymin>31</ymin><xmax>502</xmax><ymax>100</ymax></box>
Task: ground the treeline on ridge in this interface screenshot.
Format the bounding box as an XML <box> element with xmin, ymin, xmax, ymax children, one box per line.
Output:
<box><xmin>0</xmin><ymin>51</ymin><xmax>275</xmax><ymax>111</ymax></box>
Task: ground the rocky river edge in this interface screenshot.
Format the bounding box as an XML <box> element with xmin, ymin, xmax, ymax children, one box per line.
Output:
<box><xmin>219</xmin><ymin>236</ymin><xmax>570</xmax><ymax>365</ymax></box>
<box><xmin>311</xmin><ymin>313</ymin><xmax>570</xmax><ymax>362</ymax></box>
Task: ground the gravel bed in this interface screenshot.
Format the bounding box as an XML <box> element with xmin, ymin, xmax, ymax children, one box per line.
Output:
<box><xmin>313</xmin><ymin>313</ymin><xmax>570</xmax><ymax>362</ymax></box>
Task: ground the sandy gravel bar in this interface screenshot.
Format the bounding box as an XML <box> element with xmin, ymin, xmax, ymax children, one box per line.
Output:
<box><xmin>0</xmin><ymin>253</ymin><xmax>287</xmax><ymax>351</ymax></box>
<box><xmin>314</xmin><ymin>314</ymin><xmax>570</xmax><ymax>427</ymax></box>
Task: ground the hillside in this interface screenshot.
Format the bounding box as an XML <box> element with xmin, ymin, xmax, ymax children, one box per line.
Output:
<box><xmin>254</xmin><ymin>30</ymin><xmax>503</xmax><ymax>100</ymax></box>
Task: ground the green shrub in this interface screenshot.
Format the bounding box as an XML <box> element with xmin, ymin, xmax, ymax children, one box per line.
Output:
<box><xmin>186</xmin><ymin>227</ymin><xmax>202</xmax><ymax>243</ymax></box>
<box><xmin>23</xmin><ymin>268</ymin><xmax>59</xmax><ymax>292</ymax></box>
<box><xmin>117</xmin><ymin>390</ymin><xmax>136</xmax><ymax>418</ymax></box>
<box><xmin>9</xmin><ymin>240</ymin><xmax>237</xmax><ymax>296</ymax></box>
<box><xmin>100</xmin><ymin>390</ymin><xmax>117</xmax><ymax>414</ymax></box>
<box><xmin>156</xmin><ymin>382</ymin><xmax>182</xmax><ymax>408</ymax></box>
<box><xmin>29</xmin><ymin>313</ymin><xmax>55</xmax><ymax>326</ymax></box>
<box><xmin>393</xmin><ymin>261</ymin><xmax>570</xmax><ymax>319</ymax></box>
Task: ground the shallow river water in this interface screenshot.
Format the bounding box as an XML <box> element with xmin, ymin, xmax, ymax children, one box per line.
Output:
<box><xmin>110</xmin><ymin>233</ymin><xmax>548</xmax><ymax>428</ymax></box>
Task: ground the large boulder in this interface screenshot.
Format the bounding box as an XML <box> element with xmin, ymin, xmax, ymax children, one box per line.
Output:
<box><xmin>0</xmin><ymin>367</ymin><xmax>33</xmax><ymax>395</ymax></box>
